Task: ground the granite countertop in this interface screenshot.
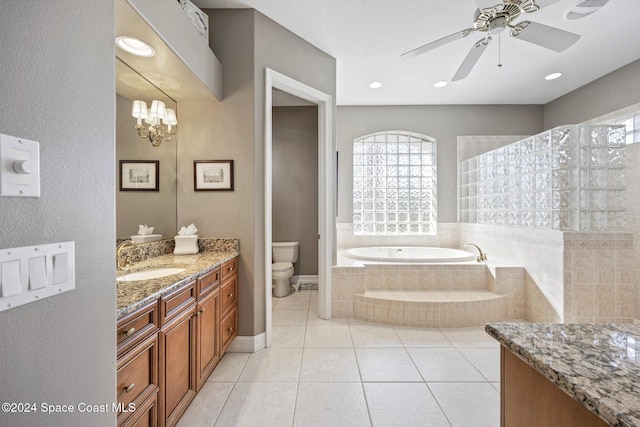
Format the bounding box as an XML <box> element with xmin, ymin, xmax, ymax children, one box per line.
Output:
<box><xmin>486</xmin><ymin>322</ymin><xmax>640</xmax><ymax>427</ymax></box>
<box><xmin>116</xmin><ymin>250</ymin><xmax>239</xmax><ymax>320</ymax></box>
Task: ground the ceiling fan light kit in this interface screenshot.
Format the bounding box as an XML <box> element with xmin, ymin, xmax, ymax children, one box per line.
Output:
<box><xmin>402</xmin><ymin>0</ymin><xmax>582</xmax><ymax>81</ymax></box>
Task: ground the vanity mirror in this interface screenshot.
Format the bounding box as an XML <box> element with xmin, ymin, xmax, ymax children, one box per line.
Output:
<box><xmin>116</xmin><ymin>58</ymin><xmax>178</xmax><ymax>240</ymax></box>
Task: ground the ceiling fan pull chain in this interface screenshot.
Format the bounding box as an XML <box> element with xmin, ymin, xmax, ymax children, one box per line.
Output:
<box><xmin>498</xmin><ymin>33</ymin><xmax>503</xmax><ymax>68</ymax></box>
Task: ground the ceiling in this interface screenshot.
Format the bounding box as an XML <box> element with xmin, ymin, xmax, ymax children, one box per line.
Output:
<box><xmin>192</xmin><ymin>0</ymin><xmax>640</xmax><ymax>105</ymax></box>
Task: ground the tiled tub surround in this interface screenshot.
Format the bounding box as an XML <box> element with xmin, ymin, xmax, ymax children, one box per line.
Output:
<box><xmin>337</xmin><ymin>222</ymin><xmax>636</xmax><ymax>324</ymax></box>
<box><xmin>117</xmin><ymin>243</ymin><xmax>239</xmax><ymax>319</ymax></box>
<box><xmin>486</xmin><ymin>322</ymin><xmax>640</xmax><ymax>427</ymax></box>
<box><xmin>333</xmin><ymin>260</ymin><xmax>524</xmax><ymax>327</ymax></box>
<box><xmin>459</xmin><ymin>124</ymin><xmax>627</xmax><ymax>231</ymax></box>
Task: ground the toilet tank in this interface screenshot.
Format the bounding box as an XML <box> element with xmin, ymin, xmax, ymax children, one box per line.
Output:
<box><xmin>272</xmin><ymin>241</ymin><xmax>299</xmax><ymax>263</ymax></box>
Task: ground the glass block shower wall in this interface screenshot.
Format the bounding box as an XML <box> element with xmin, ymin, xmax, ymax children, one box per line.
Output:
<box><xmin>459</xmin><ymin>125</ymin><xmax>627</xmax><ymax>231</ymax></box>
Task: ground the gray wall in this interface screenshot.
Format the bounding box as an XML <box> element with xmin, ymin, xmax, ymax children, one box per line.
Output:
<box><xmin>0</xmin><ymin>2</ymin><xmax>116</xmax><ymax>427</ymax></box>
<box><xmin>337</xmin><ymin>105</ymin><xmax>543</xmax><ymax>223</ymax></box>
<box><xmin>116</xmin><ymin>95</ymin><xmax>177</xmax><ymax>239</ymax></box>
<box><xmin>273</xmin><ymin>106</ymin><xmax>319</xmax><ymax>276</ymax></box>
<box><xmin>182</xmin><ymin>9</ymin><xmax>336</xmax><ymax>336</ymax></box>
<box><xmin>544</xmin><ymin>59</ymin><xmax>640</xmax><ymax>129</ymax></box>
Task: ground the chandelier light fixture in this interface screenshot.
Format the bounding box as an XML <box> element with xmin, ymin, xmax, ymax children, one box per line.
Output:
<box><xmin>131</xmin><ymin>100</ymin><xmax>177</xmax><ymax>147</ymax></box>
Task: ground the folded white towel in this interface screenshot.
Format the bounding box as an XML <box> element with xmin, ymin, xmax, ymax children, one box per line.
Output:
<box><xmin>178</xmin><ymin>223</ymin><xmax>198</xmax><ymax>236</ymax></box>
<box><xmin>138</xmin><ymin>224</ymin><xmax>155</xmax><ymax>236</ymax></box>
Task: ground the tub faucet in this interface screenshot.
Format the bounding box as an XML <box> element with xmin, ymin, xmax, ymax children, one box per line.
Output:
<box><xmin>460</xmin><ymin>243</ymin><xmax>487</xmax><ymax>262</ymax></box>
<box><xmin>116</xmin><ymin>240</ymin><xmax>137</xmax><ymax>271</ymax></box>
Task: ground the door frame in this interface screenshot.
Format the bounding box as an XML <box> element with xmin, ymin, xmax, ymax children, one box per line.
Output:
<box><xmin>264</xmin><ymin>68</ymin><xmax>333</xmax><ymax>346</ymax></box>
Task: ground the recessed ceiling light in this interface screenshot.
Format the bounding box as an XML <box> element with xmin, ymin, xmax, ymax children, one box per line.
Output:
<box><xmin>434</xmin><ymin>81</ymin><xmax>448</xmax><ymax>88</ymax></box>
<box><xmin>545</xmin><ymin>72</ymin><xmax>563</xmax><ymax>81</ymax></box>
<box><xmin>369</xmin><ymin>81</ymin><xmax>382</xmax><ymax>89</ymax></box>
<box><xmin>115</xmin><ymin>36</ymin><xmax>155</xmax><ymax>57</ymax></box>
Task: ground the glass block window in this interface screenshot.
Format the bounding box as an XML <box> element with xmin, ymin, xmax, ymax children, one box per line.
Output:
<box><xmin>608</xmin><ymin>112</ymin><xmax>640</xmax><ymax>144</ymax></box>
<box><xmin>353</xmin><ymin>131</ymin><xmax>437</xmax><ymax>235</ymax></box>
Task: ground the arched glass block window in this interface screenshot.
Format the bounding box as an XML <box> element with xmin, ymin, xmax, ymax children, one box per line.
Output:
<box><xmin>353</xmin><ymin>131</ymin><xmax>437</xmax><ymax>235</ymax></box>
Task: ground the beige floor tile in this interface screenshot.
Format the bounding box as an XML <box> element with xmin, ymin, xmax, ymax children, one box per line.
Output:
<box><xmin>215</xmin><ymin>382</ymin><xmax>297</xmax><ymax>427</ymax></box>
<box><xmin>272</xmin><ymin>309</ymin><xmax>309</xmax><ymax>325</ymax></box>
<box><xmin>304</xmin><ymin>321</ymin><xmax>353</xmax><ymax>348</ymax></box>
<box><xmin>459</xmin><ymin>347</ymin><xmax>500</xmax><ymax>382</ymax></box>
<box><xmin>271</xmin><ymin>325</ymin><xmax>307</xmax><ymax>348</ymax></box>
<box><xmin>394</xmin><ymin>326</ymin><xmax>453</xmax><ymax>347</ymax></box>
<box><xmin>365</xmin><ymin>382</ymin><xmax>450</xmax><ymax>427</ymax></box>
<box><xmin>273</xmin><ymin>290</ymin><xmax>311</xmax><ymax>310</ymax></box>
<box><xmin>439</xmin><ymin>326</ymin><xmax>499</xmax><ymax>348</ymax></box>
<box><xmin>293</xmin><ymin>382</ymin><xmax>370</xmax><ymax>427</ymax></box>
<box><xmin>238</xmin><ymin>348</ymin><xmax>303</xmax><ymax>383</ymax></box>
<box><xmin>300</xmin><ymin>348</ymin><xmax>361</xmax><ymax>382</ymax></box>
<box><xmin>349</xmin><ymin>321</ymin><xmax>403</xmax><ymax>347</ymax></box>
<box><xmin>207</xmin><ymin>353</ymin><xmax>250</xmax><ymax>382</ymax></box>
<box><xmin>407</xmin><ymin>348</ymin><xmax>486</xmax><ymax>382</ymax></box>
<box><xmin>176</xmin><ymin>382</ymin><xmax>233</xmax><ymax>427</ymax></box>
<box><xmin>429</xmin><ymin>382</ymin><xmax>500</xmax><ymax>427</ymax></box>
<box><xmin>356</xmin><ymin>348</ymin><xmax>422</xmax><ymax>382</ymax></box>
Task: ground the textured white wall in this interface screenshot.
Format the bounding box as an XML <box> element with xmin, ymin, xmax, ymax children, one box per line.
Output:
<box><xmin>0</xmin><ymin>2</ymin><xmax>116</xmax><ymax>426</ymax></box>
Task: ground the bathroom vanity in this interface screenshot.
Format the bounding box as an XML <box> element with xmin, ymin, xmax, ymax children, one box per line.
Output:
<box><xmin>486</xmin><ymin>322</ymin><xmax>640</xmax><ymax>427</ymax></box>
<box><xmin>116</xmin><ymin>248</ymin><xmax>239</xmax><ymax>427</ymax></box>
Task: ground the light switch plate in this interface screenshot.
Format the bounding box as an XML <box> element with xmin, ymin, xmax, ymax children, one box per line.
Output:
<box><xmin>0</xmin><ymin>242</ymin><xmax>75</xmax><ymax>312</ymax></box>
<box><xmin>0</xmin><ymin>133</ymin><xmax>40</xmax><ymax>198</ymax></box>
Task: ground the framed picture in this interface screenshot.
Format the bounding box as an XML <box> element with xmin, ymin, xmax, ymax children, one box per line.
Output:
<box><xmin>119</xmin><ymin>160</ymin><xmax>159</xmax><ymax>191</ymax></box>
<box><xmin>194</xmin><ymin>160</ymin><xmax>234</xmax><ymax>191</ymax></box>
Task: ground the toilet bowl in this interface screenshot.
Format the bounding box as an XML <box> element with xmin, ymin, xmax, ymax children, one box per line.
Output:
<box><xmin>272</xmin><ymin>241</ymin><xmax>299</xmax><ymax>297</ymax></box>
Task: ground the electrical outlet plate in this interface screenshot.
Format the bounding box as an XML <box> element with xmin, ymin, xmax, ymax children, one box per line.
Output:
<box><xmin>0</xmin><ymin>242</ymin><xmax>75</xmax><ymax>312</ymax></box>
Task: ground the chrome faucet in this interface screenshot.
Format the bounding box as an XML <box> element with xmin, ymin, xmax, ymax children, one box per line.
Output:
<box><xmin>116</xmin><ymin>240</ymin><xmax>137</xmax><ymax>270</ymax></box>
<box><xmin>460</xmin><ymin>243</ymin><xmax>487</xmax><ymax>262</ymax></box>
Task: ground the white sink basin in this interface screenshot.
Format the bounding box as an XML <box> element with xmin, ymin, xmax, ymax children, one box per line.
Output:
<box><xmin>117</xmin><ymin>268</ymin><xmax>186</xmax><ymax>282</ymax></box>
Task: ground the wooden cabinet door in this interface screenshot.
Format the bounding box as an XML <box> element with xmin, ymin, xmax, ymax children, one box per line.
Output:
<box><xmin>195</xmin><ymin>287</ymin><xmax>220</xmax><ymax>390</ymax></box>
<box><xmin>159</xmin><ymin>304</ymin><xmax>196</xmax><ymax>427</ymax></box>
<box><xmin>121</xmin><ymin>391</ymin><xmax>158</xmax><ymax>427</ymax></box>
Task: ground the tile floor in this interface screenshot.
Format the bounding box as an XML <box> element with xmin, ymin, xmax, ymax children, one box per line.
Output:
<box><xmin>177</xmin><ymin>289</ymin><xmax>500</xmax><ymax>427</ymax></box>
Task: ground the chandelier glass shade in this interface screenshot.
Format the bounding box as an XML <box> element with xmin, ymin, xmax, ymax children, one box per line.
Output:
<box><xmin>131</xmin><ymin>100</ymin><xmax>177</xmax><ymax>147</ymax></box>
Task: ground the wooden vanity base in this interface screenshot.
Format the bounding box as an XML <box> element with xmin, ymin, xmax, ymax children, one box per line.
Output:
<box><xmin>501</xmin><ymin>346</ymin><xmax>607</xmax><ymax>427</ymax></box>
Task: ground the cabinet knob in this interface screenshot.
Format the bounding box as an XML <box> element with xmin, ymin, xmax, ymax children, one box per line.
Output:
<box><xmin>199</xmin><ymin>308</ymin><xmax>205</xmax><ymax>314</ymax></box>
<box><xmin>124</xmin><ymin>383</ymin><xmax>135</xmax><ymax>393</ymax></box>
<box><xmin>227</xmin><ymin>326</ymin><xmax>234</xmax><ymax>333</ymax></box>
<box><xmin>227</xmin><ymin>293</ymin><xmax>234</xmax><ymax>299</ymax></box>
<box><xmin>124</xmin><ymin>327</ymin><xmax>135</xmax><ymax>337</ymax></box>
<box><xmin>228</xmin><ymin>267</ymin><xmax>234</xmax><ymax>272</ymax></box>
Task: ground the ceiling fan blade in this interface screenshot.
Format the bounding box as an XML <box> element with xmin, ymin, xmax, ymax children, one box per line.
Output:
<box><xmin>401</xmin><ymin>28</ymin><xmax>473</xmax><ymax>60</ymax></box>
<box><xmin>452</xmin><ymin>37</ymin><xmax>491</xmax><ymax>81</ymax></box>
<box><xmin>511</xmin><ymin>21</ymin><xmax>580</xmax><ymax>52</ymax></box>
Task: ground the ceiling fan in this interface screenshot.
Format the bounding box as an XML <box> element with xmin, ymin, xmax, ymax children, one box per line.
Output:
<box><xmin>401</xmin><ymin>0</ymin><xmax>581</xmax><ymax>81</ymax></box>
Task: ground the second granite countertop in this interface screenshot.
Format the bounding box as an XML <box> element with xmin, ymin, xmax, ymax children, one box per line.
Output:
<box><xmin>117</xmin><ymin>250</ymin><xmax>239</xmax><ymax>320</ymax></box>
<box><xmin>486</xmin><ymin>322</ymin><xmax>640</xmax><ymax>427</ymax></box>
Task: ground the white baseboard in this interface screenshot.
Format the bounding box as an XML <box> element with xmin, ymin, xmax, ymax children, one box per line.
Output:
<box><xmin>226</xmin><ymin>333</ymin><xmax>266</xmax><ymax>353</ymax></box>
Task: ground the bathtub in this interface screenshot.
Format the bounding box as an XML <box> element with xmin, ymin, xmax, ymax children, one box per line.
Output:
<box><xmin>342</xmin><ymin>246</ymin><xmax>476</xmax><ymax>263</ymax></box>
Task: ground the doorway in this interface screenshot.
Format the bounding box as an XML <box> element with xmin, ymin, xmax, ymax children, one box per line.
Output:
<box><xmin>264</xmin><ymin>68</ymin><xmax>333</xmax><ymax>347</ymax></box>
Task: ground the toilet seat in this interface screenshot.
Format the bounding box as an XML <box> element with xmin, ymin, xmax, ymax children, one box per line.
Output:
<box><xmin>272</xmin><ymin>262</ymin><xmax>293</xmax><ymax>272</ymax></box>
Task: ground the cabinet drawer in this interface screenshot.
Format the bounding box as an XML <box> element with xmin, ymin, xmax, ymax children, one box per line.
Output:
<box><xmin>117</xmin><ymin>333</ymin><xmax>159</xmax><ymax>423</ymax></box>
<box><xmin>160</xmin><ymin>281</ymin><xmax>196</xmax><ymax>325</ymax></box>
<box><xmin>197</xmin><ymin>267</ymin><xmax>220</xmax><ymax>298</ymax></box>
<box><xmin>220</xmin><ymin>275</ymin><xmax>238</xmax><ymax>315</ymax></box>
<box><xmin>117</xmin><ymin>303</ymin><xmax>159</xmax><ymax>358</ymax></box>
<box><xmin>220</xmin><ymin>257</ymin><xmax>238</xmax><ymax>281</ymax></box>
<box><xmin>220</xmin><ymin>307</ymin><xmax>238</xmax><ymax>354</ymax></box>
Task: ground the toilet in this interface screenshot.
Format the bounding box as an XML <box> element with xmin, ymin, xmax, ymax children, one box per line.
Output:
<box><xmin>272</xmin><ymin>241</ymin><xmax>299</xmax><ymax>297</ymax></box>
